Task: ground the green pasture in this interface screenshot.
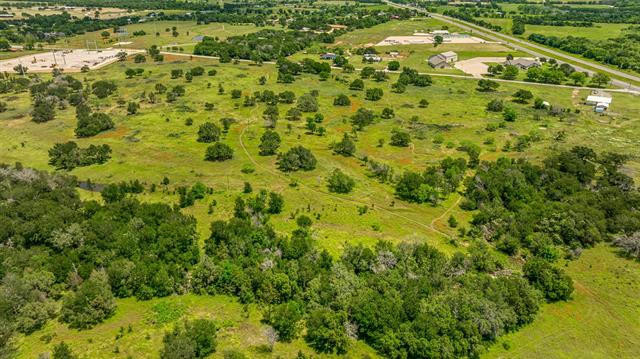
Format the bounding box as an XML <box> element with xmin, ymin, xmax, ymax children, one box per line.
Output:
<box><xmin>2</xmin><ymin>56</ymin><xmax>640</xmax><ymax>256</ymax></box>
<box><xmin>485</xmin><ymin>245</ymin><xmax>640</xmax><ymax>359</ymax></box>
<box><xmin>481</xmin><ymin>18</ymin><xmax>632</xmax><ymax>41</ymax></box>
<box><xmin>2</xmin><ymin>25</ymin><xmax>640</xmax><ymax>358</ymax></box>
<box><xmin>16</xmin><ymin>294</ymin><xmax>379</xmax><ymax>358</ymax></box>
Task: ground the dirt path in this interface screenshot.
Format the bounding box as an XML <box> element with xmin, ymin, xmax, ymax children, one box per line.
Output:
<box><xmin>235</xmin><ymin>111</ymin><xmax>455</xmax><ymax>239</ymax></box>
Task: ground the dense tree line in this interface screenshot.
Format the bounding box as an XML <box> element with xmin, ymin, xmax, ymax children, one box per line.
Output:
<box><xmin>528</xmin><ymin>33</ymin><xmax>640</xmax><ymax>74</ymax></box>
<box><xmin>194</xmin><ymin>29</ymin><xmax>323</xmax><ymax>62</ymax></box>
<box><xmin>193</xmin><ymin>189</ymin><xmax>542</xmax><ymax>358</ymax></box>
<box><xmin>0</xmin><ymin>165</ymin><xmax>200</xmax><ymax>353</ymax></box>
<box><xmin>462</xmin><ymin>147</ymin><xmax>640</xmax><ymax>259</ymax></box>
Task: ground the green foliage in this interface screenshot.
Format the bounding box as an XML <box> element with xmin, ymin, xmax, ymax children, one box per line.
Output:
<box><xmin>160</xmin><ymin>319</ymin><xmax>217</xmax><ymax>359</ymax></box>
<box><xmin>327</xmin><ymin>169</ymin><xmax>355</xmax><ymax>194</ymax></box>
<box><xmin>523</xmin><ymin>258</ymin><xmax>574</xmax><ymax>302</ymax></box>
<box><xmin>333</xmin><ymin>94</ymin><xmax>351</xmax><ymax>106</ymax></box>
<box><xmin>197</xmin><ymin>122</ymin><xmax>222</xmax><ymax>143</ymax></box>
<box><xmin>350</xmin><ymin>108</ymin><xmax>376</xmax><ymax>131</ymax></box>
<box><xmin>296</xmin><ymin>93</ymin><xmax>318</xmax><ymax>112</ymax></box>
<box><xmin>91</xmin><ymin>80</ymin><xmax>117</xmax><ymax>99</ymax></box>
<box><xmin>487</xmin><ymin>99</ymin><xmax>504</xmax><ymax>112</ymax></box>
<box><xmin>503</xmin><ymin>107</ymin><xmax>517</xmax><ymax>122</ymax></box>
<box><xmin>263</xmin><ymin>301</ymin><xmax>304</xmax><ymax>342</ymax></box>
<box><xmin>305</xmin><ymin>309</ymin><xmax>349</xmax><ymax>355</ymax></box>
<box><xmin>396</xmin><ymin>157</ymin><xmax>467</xmax><ymax>204</ymax></box>
<box><xmin>75</xmin><ymin>105</ymin><xmax>114</xmax><ymax>137</ymax></box>
<box><xmin>390</xmin><ymin>129</ymin><xmax>411</xmax><ymax>147</ymax></box>
<box><xmin>276</xmin><ymin>146</ymin><xmax>317</xmax><ymax>172</ymax></box>
<box><xmin>365</xmin><ymin>88</ymin><xmax>383</xmax><ymax>101</ymax></box>
<box><xmin>477</xmin><ymin>79</ymin><xmax>499</xmax><ymax>92</ymax></box>
<box><xmin>48</xmin><ymin>142</ymin><xmax>112</xmax><ymax>171</ymax></box>
<box><xmin>60</xmin><ymin>270</ymin><xmax>116</xmax><ymax>329</ymax></box>
<box><xmin>259</xmin><ymin>130</ymin><xmax>281</xmax><ymax>156</ymax></box>
<box><xmin>205</xmin><ymin>143</ymin><xmax>234</xmax><ymax>162</ymax></box>
<box><xmin>333</xmin><ymin>133</ymin><xmax>356</xmax><ymax>157</ymax></box>
<box><xmin>52</xmin><ymin>342</ymin><xmax>78</xmax><ymax>359</ymax></box>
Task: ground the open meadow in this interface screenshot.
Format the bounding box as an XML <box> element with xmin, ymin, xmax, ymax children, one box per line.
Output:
<box><xmin>2</xmin><ymin>13</ymin><xmax>640</xmax><ymax>358</ymax></box>
<box><xmin>2</xmin><ymin>55</ymin><xmax>640</xmax><ymax>254</ymax></box>
<box><xmin>480</xmin><ymin>18</ymin><xmax>632</xmax><ymax>41</ymax></box>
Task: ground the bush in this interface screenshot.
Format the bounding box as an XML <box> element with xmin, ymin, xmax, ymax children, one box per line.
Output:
<box><xmin>277</xmin><ymin>146</ymin><xmax>317</xmax><ymax>172</ymax></box>
<box><xmin>327</xmin><ymin>169</ymin><xmax>355</xmax><ymax>194</ymax></box>
<box><xmin>390</xmin><ymin>129</ymin><xmax>411</xmax><ymax>147</ymax></box>
<box><xmin>160</xmin><ymin>319</ymin><xmax>218</xmax><ymax>359</ymax></box>
<box><xmin>92</xmin><ymin>80</ymin><xmax>117</xmax><ymax>98</ymax></box>
<box><xmin>263</xmin><ymin>301</ymin><xmax>303</xmax><ymax>342</ymax></box>
<box><xmin>205</xmin><ymin>143</ymin><xmax>233</xmax><ymax>162</ymax></box>
<box><xmin>486</xmin><ymin>99</ymin><xmax>504</xmax><ymax>112</ymax></box>
<box><xmin>333</xmin><ymin>94</ymin><xmax>351</xmax><ymax>106</ymax></box>
<box><xmin>523</xmin><ymin>258</ymin><xmax>573</xmax><ymax>302</ymax></box>
<box><xmin>365</xmin><ymin>88</ymin><xmax>383</xmax><ymax>101</ymax></box>
<box><xmin>333</xmin><ymin>133</ymin><xmax>356</xmax><ymax>157</ymax></box>
<box><xmin>296</xmin><ymin>94</ymin><xmax>318</xmax><ymax>112</ymax></box>
<box><xmin>197</xmin><ymin>122</ymin><xmax>222</xmax><ymax>143</ymax></box>
<box><xmin>503</xmin><ymin>107</ymin><xmax>517</xmax><ymax>122</ymax></box>
<box><xmin>259</xmin><ymin>130</ymin><xmax>281</xmax><ymax>156</ymax></box>
<box><xmin>305</xmin><ymin>309</ymin><xmax>349</xmax><ymax>355</ymax></box>
<box><xmin>60</xmin><ymin>270</ymin><xmax>116</xmax><ymax>329</ymax></box>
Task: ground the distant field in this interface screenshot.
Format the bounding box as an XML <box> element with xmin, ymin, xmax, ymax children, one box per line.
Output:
<box><xmin>485</xmin><ymin>245</ymin><xmax>640</xmax><ymax>359</ymax></box>
<box><xmin>332</xmin><ymin>18</ymin><xmax>466</xmax><ymax>47</ymax></box>
<box><xmin>0</xmin><ymin>4</ymin><xmax>141</xmax><ymax>20</ymax></box>
<box><xmin>480</xmin><ymin>18</ymin><xmax>631</xmax><ymax>41</ymax></box>
<box><xmin>0</xmin><ymin>49</ymin><xmax>43</xmax><ymax>61</ymax></box>
<box><xmin>57</xmin><ymin>21</ymin><xmax>278</xmax><ymax>50</ymax></box>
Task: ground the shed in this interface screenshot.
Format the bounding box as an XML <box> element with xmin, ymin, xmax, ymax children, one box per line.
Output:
<box><xmin>428</xmin><ymin>51</ymin><xmax>457</xmax><ymax>68</ymax></box>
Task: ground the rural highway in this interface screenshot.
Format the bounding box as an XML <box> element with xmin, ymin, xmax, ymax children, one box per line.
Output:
<box><xmin>384</xmin><ymin>0</ymin><xmax>640</xmax><ymax>92</ymax></box>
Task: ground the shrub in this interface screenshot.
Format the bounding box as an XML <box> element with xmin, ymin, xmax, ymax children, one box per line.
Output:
<box><xmin>205</xmin><ymin>143</ymin><xmax>233</xmax><ymax>162</ymax></box>
<box><xmin>327</xmin><ymin>169</ymin><xmax>355</xmax><ymax>194</ymax></box>
<box><xmin>60</xmin><ymin>270</ymin><xmax>116</xmax><ymax>329</ymax></box>
<box><xmin>390</xmin><ymin>129</ymin><xmax>411</xmax><ymax>147</ymax></box>
<box><xmin>197</xmin><ymin>122</ymin><xmax>222</xmax><ymax>143</ymax></box>
<box><xmin>486</xmin><ymin>99</ymin><xmax>504</xmax><ymax>112</ymax></box>
<box><xmin>333</xmin><ymin>94</ymin><xmax>351</xmax><ymax>106</ymax></box>
<box><xmin>277</xmin><ymin>146</ymin><xmax>317</xmax><ymax>172</ymax></box>
<box><xmin>259</xmin><ymin>130</ymin><xmax>281</xmax><ymax>156</ymax></box>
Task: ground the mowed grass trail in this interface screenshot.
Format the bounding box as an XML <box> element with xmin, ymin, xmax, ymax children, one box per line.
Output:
<box><xmin>484</xmin><ymin>245</ymin><xmax>640</xmax><ymax>359</ymax></box>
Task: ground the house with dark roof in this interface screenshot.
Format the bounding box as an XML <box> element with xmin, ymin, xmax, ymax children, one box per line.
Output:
<box><xmin>504</xmin><ymin>58</ymin><xmax>540</xmax><ymax>69</ymax></box>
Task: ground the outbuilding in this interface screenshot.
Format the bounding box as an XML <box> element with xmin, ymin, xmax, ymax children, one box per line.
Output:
<box><xmin>428</xmin><ymin>51</ymin><xmax>457</xmax><ymax>68</ymax></box>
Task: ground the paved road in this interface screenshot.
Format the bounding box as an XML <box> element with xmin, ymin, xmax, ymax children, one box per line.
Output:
<box><xmin>385</xmin><ymin>0</ymin><xmax>640</xmax><ymax>92</ymax></box>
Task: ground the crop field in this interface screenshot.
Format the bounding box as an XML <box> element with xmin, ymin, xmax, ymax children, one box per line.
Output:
<box><xmin>56</xmin><ymin>21</ymin><xmax>278</xmax><ymax>50</ymax></box>
<box><xmin>485</xmin><ymin>245</ymin><xmax>640</xmax><ymax>358</ymax></box>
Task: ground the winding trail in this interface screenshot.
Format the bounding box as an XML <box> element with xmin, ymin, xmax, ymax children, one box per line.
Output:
<box><xmin>236</xmin><ymin>111</ymin><xmax>456</xmax><ymax>239</ymax></box>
